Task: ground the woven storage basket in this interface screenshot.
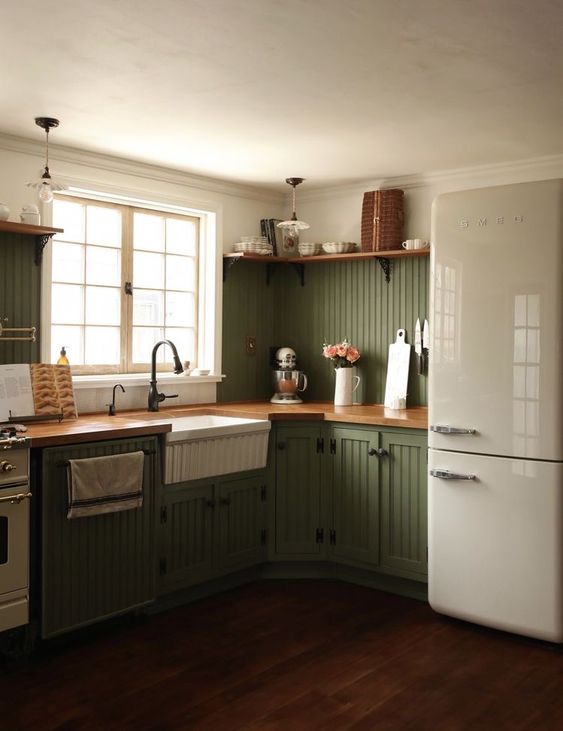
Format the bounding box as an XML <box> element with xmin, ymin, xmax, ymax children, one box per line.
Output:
<box><xmin>361</xmin><ymin>189</ymin><xmax>404</xmax><ymax>252</ymax></box>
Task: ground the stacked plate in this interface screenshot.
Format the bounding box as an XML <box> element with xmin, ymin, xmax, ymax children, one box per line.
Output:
<box><xmin>233</xmin><ymin>236</ymin><xmax>273</xmax><ymax>256</ymax></box>
<box><xmin>322</xmin><ymin>242</ymin><xmax>357</xmax><ymax>254</ymax></box>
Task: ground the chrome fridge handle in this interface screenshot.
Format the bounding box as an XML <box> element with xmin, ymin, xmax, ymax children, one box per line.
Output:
<box><xmin>430</xmin><ymin>469</ymin><xmax>476</xmax><ymax>481</ymax></box>
<box><xmin>430</xmin><ymin>425</ymin><xmax>476</xmax><ymax>435</ymax></box>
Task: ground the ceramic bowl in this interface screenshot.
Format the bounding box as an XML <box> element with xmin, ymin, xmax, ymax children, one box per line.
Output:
<box><xmin>322</xmin><ymin>242</ymin><xmax>357</xmax><ymax>254</ymax></box>
<box><xmin>298</xmin><ymin>242</ymin><xmax>321</xmax><ymax>257</ymax></box>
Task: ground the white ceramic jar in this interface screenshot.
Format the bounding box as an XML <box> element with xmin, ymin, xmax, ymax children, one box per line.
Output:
<box><xmin>0</xmin><ymin>203</ymin><xmax>9</xmax><ymax>221</ymax></box>
<box><xmin>20</xmin><ymin>205</ymin><xmax>40</xmax><ymax>225</ymax></box>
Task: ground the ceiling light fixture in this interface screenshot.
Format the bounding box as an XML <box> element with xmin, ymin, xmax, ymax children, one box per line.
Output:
<box><xmin>277</xmin><ymin>177</ymin><xmax>309</xmax><ymax>237</ymax></box>
<box><xmin>26</xmin><ymin>117</ymin><xmax>66</xmax><ymax>203</ymax></box>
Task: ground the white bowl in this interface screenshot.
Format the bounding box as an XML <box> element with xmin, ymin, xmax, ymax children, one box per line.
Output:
<box><xmin>191</xmin><ymin>368</ymin><xmax>210</xmax><ymax>376</ymax></box>
<box><xmin>322</xmin><ymin>242</ymin><xmax>357</xmax><ymax>254</ymax></box>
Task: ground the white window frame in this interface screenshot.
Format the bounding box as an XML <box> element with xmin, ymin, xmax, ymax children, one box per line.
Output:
<box><xmin>41</xmin><ymin>186</ymin><xmax>222</xmax><ymax>384</ymax></box>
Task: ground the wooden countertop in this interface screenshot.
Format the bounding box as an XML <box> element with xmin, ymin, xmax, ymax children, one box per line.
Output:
<box><xmin>24</xmin><ymin>402</ymin><xmax>427</xmax><ymax>447</ymax></box>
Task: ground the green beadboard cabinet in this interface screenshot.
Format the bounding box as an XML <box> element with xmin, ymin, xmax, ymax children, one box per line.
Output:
<box><xmin>273</xmin><ymin>423</ymin><xmax>324</xmax><ymax>559</ymax></box>
<box><xmin>159</xmin><ymin>479</ymin><xmax>216</xmax><ymax>591</ymax></box>
<box><xmin>329</xmin><ymin>426</ymin><xmax>380</xmax><ymax>568</ymax></box>
<box><xmin>270</xmin><ymin>421</ymin><xmax>428</xmax><ymax>582</ymax></box>
<box><xmin>379</xmin><ymin>430</ymin><xmax>428</xmax><ymax>579</ymax></box>
<box><xmin>158</xmin><ymin>470</ymin><xmax>268</xmax><ymax>594</ymax></box>
<box><xmin>39</xmin><ymin>435</ymin><xmax>159</xmax><ymax>639</ymax></box>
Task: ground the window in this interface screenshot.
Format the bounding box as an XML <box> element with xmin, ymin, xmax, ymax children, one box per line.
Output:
<box><xmin>51</xmin><ymin>196</ymin><xmax>201</xmax><ymax>374</ymax></box>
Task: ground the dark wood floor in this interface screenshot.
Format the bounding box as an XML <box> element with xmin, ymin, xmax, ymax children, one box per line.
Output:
<box><xmin>2</xmin><ymin>580</ymin><xmax>563</xmax><ymax>730</ymax></box>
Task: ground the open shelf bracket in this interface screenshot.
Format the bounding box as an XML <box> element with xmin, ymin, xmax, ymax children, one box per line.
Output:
<box><xmin>223</xmin><ymin>255</ymin><xmax>242</xmax><ymax>282</ymax></box>
<box><xmin>35</xmin><ymin>234</ymin><xmax>56</xmax><ymax>266</ymax></box>
<box><xmin>377</xmin><ymin>257</ymin><xmax>392</xmax><ymax>283</ymax></box>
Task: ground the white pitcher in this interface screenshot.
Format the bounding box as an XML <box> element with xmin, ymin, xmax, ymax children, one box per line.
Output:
<box><xmin>334</xmin><ymin>367</ymin><xmax>361</xmax><ymax>406</ymax></box>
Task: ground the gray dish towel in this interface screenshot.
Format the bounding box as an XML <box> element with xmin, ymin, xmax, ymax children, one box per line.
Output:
<box><xmin>67</xmin><ymin>451</ymin><xmax>144</xmax><ymax>519</ymax></box>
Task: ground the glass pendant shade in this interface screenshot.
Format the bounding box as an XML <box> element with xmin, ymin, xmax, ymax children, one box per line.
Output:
<box><xmin>277</xmin><ymin>177</ymin><xmax>309</xmax><ymax>234</ymax></box>
<box><xmin>26</xmin><ymin>117</ymin><xmax>66</xmax><ymax>203</ymax></box>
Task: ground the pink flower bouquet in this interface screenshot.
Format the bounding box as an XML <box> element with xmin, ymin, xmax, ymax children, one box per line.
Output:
<box><xmin>322</xmin><ymin>339</ymin><xmax>360</xmax><ymax>368</ymax></box>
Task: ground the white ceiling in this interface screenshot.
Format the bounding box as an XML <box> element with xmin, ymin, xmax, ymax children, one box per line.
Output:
<box><xmin>2</xmin><ymin>0</ymin><xmax>563</xmax><ymax>189</ymax></box>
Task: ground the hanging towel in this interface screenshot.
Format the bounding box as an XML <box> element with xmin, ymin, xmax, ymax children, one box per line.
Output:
<box><xmin>67</xmin><ymin>451</ymin><xmax>144</xmax><ymax>519</ymax></box>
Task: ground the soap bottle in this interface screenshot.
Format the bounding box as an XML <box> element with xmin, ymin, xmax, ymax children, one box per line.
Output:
<box><xmin>57</xmin><ymin>346</ymin><xmax>69</xmax><ymax>365</ymax></box>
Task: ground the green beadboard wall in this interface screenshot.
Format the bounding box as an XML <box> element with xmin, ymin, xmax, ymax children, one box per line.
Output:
<box><xmin>0</xmin><ymin>232</ymin><xmax>41</xmax><ymax>363</ymax></box>
<box><xmin>218</xmin><ymin>261</ymin><xmax>275</xmax><ymax>402</ymax></box>
<box><xmin>220</xmin><ymin>255</ymin><xmax>429</xmax><ymax>406</ymax></box>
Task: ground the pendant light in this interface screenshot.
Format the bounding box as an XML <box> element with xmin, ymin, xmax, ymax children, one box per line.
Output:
<box><xmin>26</xmin><ymin>117</ymin><xmax>66</xmax><ymax>203</ymax></box>
<box><xmin>277</xmin><ymin>177</ymin><xmax>309</xmax><ymax>236</ymax></box>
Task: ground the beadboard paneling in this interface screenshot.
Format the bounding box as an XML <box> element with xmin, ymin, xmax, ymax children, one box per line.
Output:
<box><xmin>218</xmin><ymin>261</ymin><xmax>275</xmax><ymax>403</ymax></box>
<box><xmin>0</xmin><ymin>232</ymin><xmax>40</xmax><ymax>363</ymax></box>
<box><xmin>274</xmin><ymin>256</ymin><xmax>429</xmax><ymax>405</ymax></box>
<box><xmin>221</xmin><ymin>256</ymin><xmax>429</xmax><ymax>406</ymax></box>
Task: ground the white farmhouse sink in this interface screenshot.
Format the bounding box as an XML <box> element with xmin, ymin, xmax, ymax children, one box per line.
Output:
<box><xmin>163</xmin><ymin>414</ymin><xmax>271</xmax><ymax>484</ymax></box>
<box><xmin>165</xmin><ymin>414</ymin><xmax>270</xmax><ymax>442</ymax></box>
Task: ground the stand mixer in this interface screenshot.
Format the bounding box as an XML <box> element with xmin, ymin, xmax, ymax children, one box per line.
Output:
<box><xmin>270</xmin><ymin>347</ymin><xmax>308</xmax><ymax>404</ymax></box>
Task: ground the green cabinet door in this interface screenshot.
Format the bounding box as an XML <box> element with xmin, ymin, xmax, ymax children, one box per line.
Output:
<box><xmin>159</xmin><ymin>480</ymin><xmax>215</xmax><ymax>593</ymax></box>
<box><xmin>329</xmin><ymin>426</ymin><xmax>380</xmax><ymax>568</ymax></box>
<box><xmin>217</xmin><ymin>474</ymin><xmax>267</xmax><ymax>573</ymax></box>
<box><xmin>40</xmin><ymin>436</ymin><xmax>158</xmax><ymax>638</ymax></box>
<box><xmin>379</xmin><ymin>430</ymin><xmax>427</xmax><ymax>580</ymax></box>
<box><xmin>274</xmin><ymin>424</ymin><xmax>323</xmax><ymax>558</ymax></box>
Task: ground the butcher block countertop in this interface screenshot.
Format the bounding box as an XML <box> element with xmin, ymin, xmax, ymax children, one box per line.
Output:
<box><xmin>25</xmin><ymin>402</ymin><xmax>428</xmax><ymax>447</ymax></box>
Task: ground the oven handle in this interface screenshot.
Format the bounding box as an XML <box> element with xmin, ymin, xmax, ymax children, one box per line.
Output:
<box><xmin>0</xmin><ymin>491</ymin><xmax>32</xmax><ymax>504</ymax></box>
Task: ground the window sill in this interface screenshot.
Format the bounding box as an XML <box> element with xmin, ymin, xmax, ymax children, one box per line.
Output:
<box><xmin>72</xmin><ymin>373</ymin><xmax>225</xmax><ymax>390</ymax></box>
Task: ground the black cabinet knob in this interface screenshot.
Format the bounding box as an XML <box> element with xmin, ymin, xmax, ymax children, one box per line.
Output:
<box><xmin>277</xmin><ymin>442</ymin><xmax>286</xmax><ymax>450</ymax></box>
<box><xmin>368</xmin><ymin>447</ymin><xmax>389</xmax><ymax>458</ymax></box>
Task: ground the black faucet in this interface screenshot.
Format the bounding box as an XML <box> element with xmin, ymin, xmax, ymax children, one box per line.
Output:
<box><xmin>148</xmin><ymin>339</ymin><xmax>184</xmax><ymax>411</ymax></box>
<box><xmin>107</xmin><ymin>384</ymin><xmax>125</xmax><ymax>416</ymax></box>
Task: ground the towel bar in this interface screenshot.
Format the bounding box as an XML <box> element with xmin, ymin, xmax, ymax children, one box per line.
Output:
<box><xmin>56</xmin><ymin>448</ymin><xmax>156</xmax><ymax>467</ymax></box>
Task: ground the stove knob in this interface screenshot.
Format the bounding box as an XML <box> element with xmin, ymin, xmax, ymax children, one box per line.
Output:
<box><xmin>0</xmin><ymin>461</ymin><xmax>15</xmax><ymax>472</ymax></box>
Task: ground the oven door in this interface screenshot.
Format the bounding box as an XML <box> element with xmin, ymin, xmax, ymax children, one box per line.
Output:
<box><xmin>0</xmin><ymin>486</ymin><xmax>30</xmax><ymax>631</ymax></box>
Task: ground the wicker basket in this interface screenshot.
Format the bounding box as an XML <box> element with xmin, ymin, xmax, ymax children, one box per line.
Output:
<box><xmin>361</xmin><ymin>189</ymin><xmax>404</xmax><ymax>252</ymax></box>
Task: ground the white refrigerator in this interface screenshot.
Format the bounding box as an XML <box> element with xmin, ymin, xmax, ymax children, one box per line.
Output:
<box><xmin>428</xmin><ymin>179</ymin><xmax>563</xmax><ymax>642</ymax></box>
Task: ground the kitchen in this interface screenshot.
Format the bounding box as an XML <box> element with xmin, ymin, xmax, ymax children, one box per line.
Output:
<box><xmin>1</xmin><ymin>0</ymin><xmax>563</xmax><ymax>728</ymax></box>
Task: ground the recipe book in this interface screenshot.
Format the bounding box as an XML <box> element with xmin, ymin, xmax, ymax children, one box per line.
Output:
<box><xmin>0</xmin><ymin>363</ymin><xmax>78</xmax><ymax>421</ymax></box>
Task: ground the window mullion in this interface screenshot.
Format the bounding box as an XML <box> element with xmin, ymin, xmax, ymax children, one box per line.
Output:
<box><xmin>122</xmin><ymin>207</ymin><xmax>133</xmax><ymax>373</ymax></box>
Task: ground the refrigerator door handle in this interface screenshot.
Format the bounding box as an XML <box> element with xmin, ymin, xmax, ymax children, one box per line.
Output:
<box><xmin>430</xmin><ymin>425</ymin><xmax>476</xmax><ymax>435</ymax></box>
<box><xmin>430</xmin><ymin>468</ymin><xmax>476</xmax><ymax>481</ymax></box>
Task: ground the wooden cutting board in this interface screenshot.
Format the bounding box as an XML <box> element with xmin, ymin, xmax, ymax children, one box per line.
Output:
<box><xmin>384</xmin><ymin>329</ymin><xmax>411</xmax><ymax>408</ymax></box>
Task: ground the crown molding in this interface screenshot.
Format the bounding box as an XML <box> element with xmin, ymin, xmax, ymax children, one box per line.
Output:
<box><xmin>0</xmin><ymin>132</ymin><xmax>284</xmax><ymax>204</ymax></box>
<box><xmin>298</xmin><ymin>153</ymin><xmax>563</xmax><ymax>202</ymax></box>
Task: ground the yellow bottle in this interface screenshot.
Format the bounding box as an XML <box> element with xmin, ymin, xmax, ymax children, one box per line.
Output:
<box><xmin>57</xmin><ymin>346</ymin><xmax>69</xmax><ymax>366</ymax></box>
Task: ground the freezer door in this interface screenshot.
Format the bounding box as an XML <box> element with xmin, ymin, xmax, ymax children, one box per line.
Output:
<box><xmin>428</xmin><ymin>449</ymin><xmax>563</xmax><ymax>642</ymax></box>
<box><xmin>429</xmin><ymin>179</ymin><xmax>563</xmax><ymax>460</ymax></box>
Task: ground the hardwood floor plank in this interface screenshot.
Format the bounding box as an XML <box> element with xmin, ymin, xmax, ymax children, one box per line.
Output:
<box><xmin>2</xmin><ymin>580</ymin><xmax>563</xmax><ymax>730</ymax></box>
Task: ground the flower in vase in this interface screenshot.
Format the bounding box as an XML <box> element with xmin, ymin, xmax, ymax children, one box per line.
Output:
<box><xmin>322</xmin><ymin>339</ymin><xmax>361</xmax><ymax>368</ymax></box>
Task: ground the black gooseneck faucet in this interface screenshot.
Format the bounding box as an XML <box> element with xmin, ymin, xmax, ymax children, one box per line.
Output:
<box><xmin>148</xmin><ymin>339</ymin><xmax>184</xmax><ymax>412</ymax></box>
<box><xmin>107</xmin><ymin>383</ymin><xmax>125</xmax><ymax>416</ymax></box>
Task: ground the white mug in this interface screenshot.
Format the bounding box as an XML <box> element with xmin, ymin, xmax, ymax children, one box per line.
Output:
<box><xmin>402</xmin><ymin>239</ymin><xmax>429</xmax><ymax>250</ymax></box>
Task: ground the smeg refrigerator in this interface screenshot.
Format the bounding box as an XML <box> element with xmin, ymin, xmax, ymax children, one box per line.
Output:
<box><xmin>428</xmin><ymin>179</ymin><xmax>563</xmax><ymax>642</ymax></box>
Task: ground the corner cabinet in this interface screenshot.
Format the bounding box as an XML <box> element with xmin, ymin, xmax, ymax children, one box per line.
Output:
<box><xmin>158</xmin><ymin>469</ymin><xmax>268</xmax><ymax>594</ymax></box>
<box><xmin>270</xmin><ymin>421</ymin><xmax>428</xmax><ymax>584</ymax></box>
<box><xmin>39</xmin><ymin>435</ymin><xmax>159</xmax><ymax>639</ymax></box>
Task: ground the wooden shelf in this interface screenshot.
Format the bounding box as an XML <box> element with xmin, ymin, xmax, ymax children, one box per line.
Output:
<box><xmin>223</xmin><ymin>248</ymin><xmax>429</xmax><ymax>284</ymax></box>
<box><xmin>0</xmin><ymin>220</ymin><xmax>63</xmax><ymax>237</ymax></box>
<box><xmin>0</xmin><ymin>220</ymin><xmax>64</xmax><ymax>265</ymax></box>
